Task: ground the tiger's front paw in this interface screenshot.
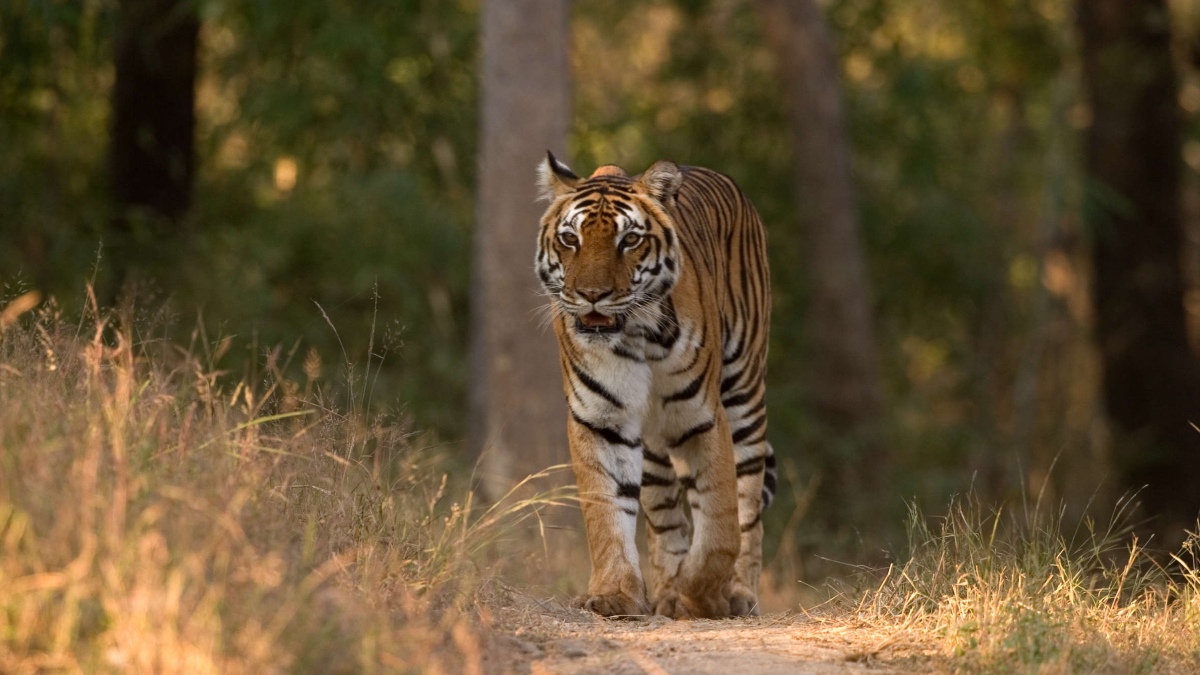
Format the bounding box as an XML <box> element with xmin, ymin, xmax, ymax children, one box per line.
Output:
<box><xmin>652</xmin><ymin>589</ymin><xmax>692</xmax><ymax>619</ymax></box>
<box><xmin>653</xmin><ymin>587</ymin><xmax>730</xmax><ymax>619</ymax></box>
<box><xmin>573</xmin><ymin>590</ymin><xmax>649</xmax><ymax>618</ymax></box>
<box><xmin>727</xmin><ymin>583</ymin><xmax>760</xmax><ymax>617</ymax></box>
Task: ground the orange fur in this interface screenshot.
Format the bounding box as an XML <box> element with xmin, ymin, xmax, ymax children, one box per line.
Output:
<box><xmin>535</xmin><ymin>154</ymin><xmax>773</xmax><ymax>618</ymax></box>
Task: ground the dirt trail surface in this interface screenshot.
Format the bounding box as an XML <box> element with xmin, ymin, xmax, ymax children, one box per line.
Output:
<box><xmin>488</xmin><ymin>598</ymin><xmax>941</xmax><ymax>675</ymax></box>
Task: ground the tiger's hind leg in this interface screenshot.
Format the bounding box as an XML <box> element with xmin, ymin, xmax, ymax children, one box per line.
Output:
<box><xmin>727</xmin><ymin>440</ymin><xmax>774</xmax><ymax>616</ymax></box>
<box><xmin>640</xmin><ymin>444</ymin><xmax>691</xmax><ymax>612</ymax></box>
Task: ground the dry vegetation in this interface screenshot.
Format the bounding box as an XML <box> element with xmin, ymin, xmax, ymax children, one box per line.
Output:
<box><xmin>0</xmin><ymin>291</ymin><xmax>566</xmax><ymax>674</ymax></box>
<box><xmin>849</xmin><ymin>497</ymin><xmax>1200</xmax><ymax>672</ymax></box>
<box><xmin>2</xmin><ymin>291</ymin><xmax>1200</xmax><ymax>674</ymax></box>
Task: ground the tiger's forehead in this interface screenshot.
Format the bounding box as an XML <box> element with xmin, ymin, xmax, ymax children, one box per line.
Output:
<box><xmin>574</xmin><ymin>175</ymin><xmax>636</xmax><ymax>199</ymax></box>
<box><xmin>558</xmin><ymin>178</ymin><xmax>645</xmax><ymax>228</ymax></box>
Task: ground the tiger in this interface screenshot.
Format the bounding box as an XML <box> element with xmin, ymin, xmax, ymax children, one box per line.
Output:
<box><xmin>535</xmin><ymin>153</ymin><xmax>775</xmax><ymax>619</ymax></box>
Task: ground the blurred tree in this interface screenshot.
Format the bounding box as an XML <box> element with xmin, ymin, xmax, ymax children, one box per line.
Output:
<box><xmin>753</xmin><ymin>0</ymin><xmax>888</xmax><ymax>515</ymax></box>
<box><xmin>108</xmin><ymin>0</ymin><xmax>199</xmax><ymax>296</ymax></box>
<box><xmin>470</xmin><ymin>0</ymin><xmax>572</xmax><ymax>496</ymax></box>
<box><xmin>1079</xmin><ymin>0</ymin><xmax>1200</xmax><ymax>541</ymax></box>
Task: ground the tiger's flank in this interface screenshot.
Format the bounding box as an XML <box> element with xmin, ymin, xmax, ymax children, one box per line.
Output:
<box><xmin>534</xmin><ymin>153</ymin><xmax>774</xmax><ymax>619</ymax></box>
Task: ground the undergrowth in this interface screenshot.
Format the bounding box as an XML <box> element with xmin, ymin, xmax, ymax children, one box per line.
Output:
<box><xmin>0</xmin><ymin>290</ymin><xmax>565</xmax><ymax>674</ymax></box>
<box><xmin>853</xmin><ymin>490</ymin><xmax>1200</xmax><ymax>673</ymax></box>
<box><xmin>6</xmin><ymin>287</ymin><xmax>1200</xmax><ymax>674</ymax></box>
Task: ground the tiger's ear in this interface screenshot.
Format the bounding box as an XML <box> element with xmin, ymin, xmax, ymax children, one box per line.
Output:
<box><xmin>537</xmin><ymin>151</ymin><xmax>580</xmax><ymax>202</ymax></box>
<box><xmin>638</xmin><ymin>160</ymin><xmax>683</xmax><ymax>205</ymax></box>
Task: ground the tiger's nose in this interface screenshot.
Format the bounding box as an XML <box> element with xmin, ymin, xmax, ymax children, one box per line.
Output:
<box><xmin>577</xmin><ymin>287</ymin><xmax>613</xmax><ymax>303</ymax></box>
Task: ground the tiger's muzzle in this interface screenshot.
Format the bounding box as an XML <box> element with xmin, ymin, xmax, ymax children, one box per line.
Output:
<box><xmin>575</xmin><ymin>311</ymin><xmax>625</xmax><ymax>334</ymax></box>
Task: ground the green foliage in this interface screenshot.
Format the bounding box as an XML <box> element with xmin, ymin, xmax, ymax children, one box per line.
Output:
<box><xmin>4</xmin><ymin>0</ymin><xmax>479</xmax><ymax>437</ymax></box>
<box><xmin>2</xmin><ymin>0</ymin><xmax>1171</xmax><ymax>565</ymax></box>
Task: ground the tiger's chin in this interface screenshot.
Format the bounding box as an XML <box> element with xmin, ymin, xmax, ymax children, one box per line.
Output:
<box><xmin>574</xmin><ymin>311</ymin><xmax>625</xmax><ymax>335</ymax></box>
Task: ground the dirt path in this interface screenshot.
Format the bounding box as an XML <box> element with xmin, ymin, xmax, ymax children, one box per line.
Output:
<box><xmin>487</xmin><ymin>597</ymin><xmax>942</xmax><ymax>675</ymax></box>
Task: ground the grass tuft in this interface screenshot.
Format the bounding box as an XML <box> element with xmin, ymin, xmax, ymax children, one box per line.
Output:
<box><xmin>0</xmin><ymin>292</ymin><xmax>564</xmax><ymax>673</ymax></box>
<box><xmin>853</xmin><ymin>493</ymin><xmax>1200</xmax><ymax>673</ymax></box>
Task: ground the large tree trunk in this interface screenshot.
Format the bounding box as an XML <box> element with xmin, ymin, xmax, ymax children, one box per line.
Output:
<box><xmin>108</xmin><ymin>0</ymin><xmax>198</xmax><ymax>296</ymax></box>
<box><xmin>753</xmin><ymin>0</ymin><xmax>888</xmax><ymax>516</ymax></box>
<box><xmin>469</xmin><ymin>0</ymin><xmax>572</xmax><ymax>497</ymax></box>
<box><xmin>1079</xmin><ymin>0</ymin><xmax>1200</xmax><ymax>542</ymax></box>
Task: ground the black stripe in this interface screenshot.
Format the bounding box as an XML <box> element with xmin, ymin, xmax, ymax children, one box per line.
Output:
<box><xmin>641</xmin><ymin>472</ymin><xmax>675</xmax><ymax>487</ymax></box>
<box><xmin>721</xmin><ymin>390</ymin><xmax>756</xmax><ymax>408</ymax></box>
<box><xmin>648</xmin><ymin>521</ymin><xmax>684</xmax><ymax>534</ymax></box>
<box><xmin>669</xmin><ymin>419</ymin><xmax>715</xmax><ymax>448</ymax></box>
<box><xmin>648</xmin><ymin>297</ymin><xmax>680</xmax><ymax>349</ymax></box>
<box><xmin>722</xmin><ymin>337</ymin><xmax>745</xmax><ymax>366</ymax></box>
<box><xmin>670</xmin><ymin>337</ymin><xmax>705</xmax><ymax>375</ymax></box>
<box><xmin>742</xmin><ymin>398</ymin><xmax>767</xmax><ymax>419</ymax></box>
<box><xmin>679</xmin><ymin>475</ymin><xmax>696</xmax><ymax>491</ymax></box>
<box><xmin>570</xmin><ymin>360</ymin><xmax>624</xmax><ymax>409</ymax></box>
<box><xmin>570</xmin><ymin>410</ymin><xmax>639</xmax><ymax>447</ymax></box>
<box><xmin>763</xmin><ymin>453</ymin><xmax>777</xmax><ymax>507</ymax></box>
<box><xmin>731</xmin><ymin>415</ymin><xmax>766</xmax><ymax>444</ymax></box>
<box><xmin>736</xmin><ymin>456</ymin><xmax>766</xmax><ymax>477</ymax></box>
<box><xmin>648</xmin><ymin>494</ymin><xmax>681</xmax><ymax>511</ymax></box>
<box><xmin>616</xmin><ymin>482</ymin><xmax>641</xmax><ymax>500</ymax></box>
<box><xmin>643</xmin><ymin>448</ymin><xmax>672</xmax><ymax>468</ymax></box>
<box><xmin>622</xmin><ymin>507</ymin><xmax>639</xmax><ymax>516</ymax></box>
<box><xmin>664</xmin><ymin>370</ymin><xmax>706</xmax><ymax>403</ymax></box>
<box><xmin>741</xmin><ymin>512</ymin><xmax>762</xmax><ymax>532</ymax></box>
<box><xmin>720</xmin><ymin>370</ymin><xmax>742</xmax><ymax>395</ymax></box>
<box><xmin>612</xmin><ymin>344</ymin><xmax>644</xmax><ymax>362</ymax></box>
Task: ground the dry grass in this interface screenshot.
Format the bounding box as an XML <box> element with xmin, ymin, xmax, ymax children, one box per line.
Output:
<box><xmin>848</xmin><ymin>493</ymin><xmax>1200</xmax><ymax>673</ymax></box>
<box><xmin>0</xmin><ymin>291</ymin><xmax>565</xmax><ymax>674</ymax></box>
<box><xmin>6</xmin><ymin>290</ymin><xmax>1200</xmax><ymax>674</ymax></box>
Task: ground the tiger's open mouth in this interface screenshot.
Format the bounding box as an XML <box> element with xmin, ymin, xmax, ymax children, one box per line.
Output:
<box><xmin>575</xmin><ymin>311</ymin><xmax>624</xmax><ymax>334</ymax></box>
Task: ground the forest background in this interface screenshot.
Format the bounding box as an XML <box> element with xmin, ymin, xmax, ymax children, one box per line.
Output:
<box><xmin>6</xmin><ymin>0</ymin><xmax>1200</xmax><ymax>581</ymax></box>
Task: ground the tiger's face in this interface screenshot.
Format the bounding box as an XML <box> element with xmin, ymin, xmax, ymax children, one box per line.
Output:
<box><xmin>535</xmin><ymin>154</ymin><xmax>683</xmax><ymax>336</ymax></box>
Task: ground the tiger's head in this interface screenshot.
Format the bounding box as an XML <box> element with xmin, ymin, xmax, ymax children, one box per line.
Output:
<box><xmin>535</xmin><ymin>153</ymin><xmax>684</xmax><ymax>336</ymax></box>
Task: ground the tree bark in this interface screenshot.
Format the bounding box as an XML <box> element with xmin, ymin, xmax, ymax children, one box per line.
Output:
<box><xmin>753</xmin><ymin>0</ymin><xmax>888</xmax><ymax>510</ymax></box>
<box><xmin>108</xmin><ymin>0</ymin><xmax>198</xmax><ymax>295</ymax></box>
<box><xmin>470</xmin><ymin>0</ymin><xmax>572</xmax><ymax>497</ymax></box>
<box><xmin>1079</xmin><ymin>0</ymin><xmax>1200</xmax><ymax>541</ymax></box>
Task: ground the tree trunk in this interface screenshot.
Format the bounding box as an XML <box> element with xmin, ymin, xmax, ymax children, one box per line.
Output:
<box><xmin>1079</xmin><ymin>0</ymin><xmax>1200</xmax><ymax>542</ymax></box>
<box><xmin>108</xmin><ymin>0</ymin><xmax>198</xmax><ymax>296</ymax></box>
<box><xmin>470</xmin><ymin>0</ymin><xmax>572</xmax><ymax>498</ymax></box>
<box><xmin>753</xmin><ymin>0</ymin><xmax>888</xmax><ymax>515</ymax></box>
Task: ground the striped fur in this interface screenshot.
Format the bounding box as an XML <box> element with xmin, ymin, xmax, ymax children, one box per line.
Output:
<box><xmin>535</xmin><ymin>154</ymin><xmax>774</xmax><ymax>618</ymax></box>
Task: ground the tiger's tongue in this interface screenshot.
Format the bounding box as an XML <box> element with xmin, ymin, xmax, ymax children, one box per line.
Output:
<box><xmin>580</xmin><ymin>311</ymin><xmax>616</xmax><ymax>328</ymax></box>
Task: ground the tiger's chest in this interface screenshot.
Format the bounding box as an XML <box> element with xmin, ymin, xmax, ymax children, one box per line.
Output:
<box><xmin>565</xmin><ymin>298</ymin><xmax>715</xmax><ymax>449</ymax></box>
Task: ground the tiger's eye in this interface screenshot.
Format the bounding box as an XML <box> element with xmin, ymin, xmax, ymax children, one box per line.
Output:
<box><xmin>558</xmin><ymin>232</ymin><xmax>580</xmax><ymax>247</ymax></box>
<box><xmin>621</xmin><ymin>232</ymin><xmax>642</xmax><ymax>248</ymax></box>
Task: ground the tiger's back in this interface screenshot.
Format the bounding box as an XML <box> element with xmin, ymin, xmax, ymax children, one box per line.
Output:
<box><xmin>535</xmin><ymin>155</ymin><xmax>773</xmax><ymax>618</ymax></box>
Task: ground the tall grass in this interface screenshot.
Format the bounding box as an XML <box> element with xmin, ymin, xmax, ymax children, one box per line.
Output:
<box><xmin>0</xmin><ymin>291</ymin><xmax>563</xmax><ymax>673</ymax></box>
<box><xmin>854</xmin><ymin>491</ymin><xmax>1200</xmax><ymax>673</ymax></box>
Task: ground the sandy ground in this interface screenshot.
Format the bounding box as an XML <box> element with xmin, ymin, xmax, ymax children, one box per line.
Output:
<box><xmin>484</xmin><ymin>595</ymin><xmax>944</xmax><ymax>675</ymax></box>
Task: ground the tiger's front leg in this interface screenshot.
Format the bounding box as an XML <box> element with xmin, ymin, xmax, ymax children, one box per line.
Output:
<box><xmin>559</xmin><ymin>341</ymin><xmax>654</xmax><ymax>618</ymax></box>
<box><xmin>567</xmin><ymin>409</ymin><xmax>651</xmax><ymax>617</ymax></box>
<box><xmin>651</xmin><ymin>408</ymin><xmax>740</xmax><ymax>619</ymax></box>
